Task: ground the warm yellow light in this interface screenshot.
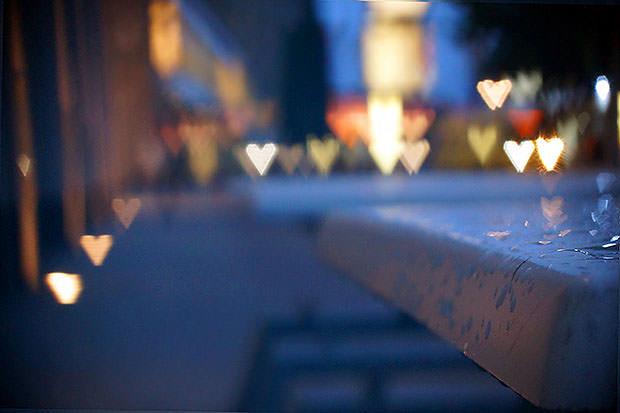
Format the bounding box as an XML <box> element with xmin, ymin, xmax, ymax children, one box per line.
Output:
<box><xmin>477</xmin><ymin>79</ymin><xmax>512</xmax><ymax>110</ymax></box>
<box><xmin>17</xmin><ymin>154</ymin><xmax>31</xmax><ymax>177</ymax></box>
<box><xmin>112</xmin><ymin>198</ymin><xmax>141</xmax><ymax>229</ymax></box>
<box><xmin>368</xmin><ymin>93</ymin><xmax>403</xmax><ymax>145</ymax></box>
<box><xmin>307</xmin><ymin>136</ymin><xmax>340</xmax><ymax>175</ymax></box>
<box><xmin>366</xmin><ymin>1</ymin><xmax>430</xmax><ymax>19</ymax></box>
<box><xmin>536</xmin><ymin>137</ymin><xmax>564</xmax><ymax>172</ymax></box>
<box><xmin>369</xmin><ymin>139</ymin><xmax>404</xmax><ymax>175</ymax></box>
<box><xmin>215</xmin><ymin>60</ymin><xmax>249</xmax><ymax>106</ymax></box>
<box><xmin>362</xmin><ymin>22</ymin><xmax>425</xmax><ymax>94</ymax></box>
<box><xmin>245</xmin><ymin>143</ymin><xmax>278</xmax><ymax>176</ymax></box>
<box><xmin>46</xmin><ymin>272</ymin><xmax>83</xmax><ymax>305</ymax></box>
<box><xmin>80</xmin><ymin>235</ymin><xmax>114</xmax><ymax>266</ymax></box>
<box><xmin>367</xmin><ymin>94</ymin><xmax>405</xmax><ymax>175</ymax></box>
<box><xmin>187</xmin><ymin>137</ymin><xmax>219</xmax><ymax>184</ymax></box>
<box><xmin>148</xmin><ymin>0</ymin><xmax>182</xmax><ymax>77</ymax></box>
<box><xmin>467</xmin><ymin>125</ymin><xmax>497</xmax><ymax>165</ymax></box>
<box><xmin>503</xmin><ymin>140</ymin><xmax>535</xmax><ymax>173</ymax></box>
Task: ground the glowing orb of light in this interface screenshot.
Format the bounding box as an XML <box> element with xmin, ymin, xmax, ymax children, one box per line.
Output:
<box><xmin>46</xmin><ymin>272</ymin><xmax>83</xmax><ymax>305</ymax></box>
<box><xmin>503</xmin><ymin>140</ymin><xmax>535</xmax><ymax>173</ymax></box>
<box><xmin>595</xmin><ymin>75</ymin><xmax>611</xmax><ymax>112</ymax></box>
<box><xmin>536</xmin><ymin>137</ymin><xmax>564</xmax><ymax>172</ymax></box>
<box><xmin>245</xmin><ymin>143</ymin><xmax>278</xmax><ymax>176</ymax></box>
<box><xmin>595</xmin><ymin>76</ymin><xmax>610</xmax><ymax>100</ymax></box>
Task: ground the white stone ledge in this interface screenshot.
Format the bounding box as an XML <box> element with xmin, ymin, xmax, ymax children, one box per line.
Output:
<box><xmin>317</xmin><ymin>204</ymin><xmax>617</xmax><ymax>410</ymax></box>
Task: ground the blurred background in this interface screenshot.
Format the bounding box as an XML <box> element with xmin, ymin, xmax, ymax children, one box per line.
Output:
<box><xmin>1</xmin><ymin>0</ymin><xmax>619</xmax><ymax>411</ymax></box>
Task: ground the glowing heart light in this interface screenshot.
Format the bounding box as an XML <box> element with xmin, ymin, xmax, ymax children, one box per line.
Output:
<box><xmin>368</xmin><ymin>94</ymin><xmax>403</xmax><ymax>145</ymax></box>
<box><xmin>326</xmin><ymin>98</ymin><xmax>368</xmax><ymax>148</ymax></box>
<box><xmin>556</xmin><ymin>117</ymin><xmax>579</xmax><ymax>164</ymax></box>
<box><xmin>112</xmin><ymin>198</ymin><xmax>141</xmax><ymax>229</ymax></box>
<box><xmin>509</xmin><ymin>71</ymin><xmax>542</xmax><ymax>106</ymax></box>
<box><xmin>503</xmin><ymin>140</ymin><xmax>535</xmax><ymax>173</ymax></box>
<box><xmin>80</xmin><ymin>234</ymin><xmax>114</xmax><ymax>266</ymax></box>
<box><xmin>46</xmin><ymin>272</ymin><xmax>83</xmax><ymax>304</ymax></box>
<box><xmin>245</xmin><ymin>143</ymin><xmax>278</xmax><ymax>176</ymax></box>
<box><xmin>307</xmin><ymin>136</ymin><xmax>340</xmax><ymax>175</ymax></box>
<box><xmin>400</xmin><ymin>139</ymin><xmax>430</xmax><ymax>175</ymax></box>
<box><xmin>476</xmin><ymin>79</ymin><xmax>512</xmax><ymax>110</ymax></box>
<box><xmin>536</xmin><ymin>137</ymin><xmax>564</xmax><ymax>172</ymax></box>
<box><xmin>277</xmin><ymin>145</ymin><xmax>304</xmax><ymax>175</ymax></box>
<box><xmin>17</xmin><ymin>154</ymin><xmax>31</xmax><ymax>177</ymax></box>
<box><xmin>467</xmin><ymin>125</ymin><xmax>497</xmax><ymax>165</ymax></box>
<box><xmin>369</xmin><ymin>139</ymin><xmax>404</xmax><ymax>175</ymax></box>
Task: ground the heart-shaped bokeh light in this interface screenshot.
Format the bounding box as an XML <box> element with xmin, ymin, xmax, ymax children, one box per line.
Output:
<box><xmin>46</xmin><ymin>272</ymin><xmax>83</xmax><ymax>304</ymax></box>
<box><xmin>467</xmin><ymin>125</ymin><xmax>497</xmax><ymax>165</ymax></box>
<box><xmin>307</xmin><ymin>136</ymin><xmax>340</xmax><ymax>175</ymax></box>
<box><xmin>503</xmin><ymin>140</ymin><xmax>535</xmax><ymax>173</ymax></box>
<box><xmin>245</xmin><ymin>143</ymin><xmax>278</xmax><ymax>176</ymax></box>
<box><xmin>400</xmin><ymin>139</ymin><xmax>430</xmax><ymax>175</ymax></box>
<box><xmin>536</xmin><ymin>137</ymin><xmax>564</xmax><ymax>172</ymax></box>
<box><xmin>80</xmin><ymin>235</ymin><xmax>114</xmax><ymax>266</ymax></box>
<box><xmin>476</xmin><ymin>79</ymin><xmax>512</xmax><ymax>110</ymax></box>
<box><xmin>112</xmin><ymin>198</ymin><xmax>141</xmax><ymax>229</ymax></box>
<box><xmin>369</xmin><ymin>139</ymin><xmax>404</xmax><ymax>175</ymax></box>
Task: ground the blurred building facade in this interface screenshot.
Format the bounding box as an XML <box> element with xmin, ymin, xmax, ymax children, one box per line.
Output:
<box><xmin>2</xmin><ymin>0</ymin><xmax>258</xmax><ymax>291</ymax></box>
